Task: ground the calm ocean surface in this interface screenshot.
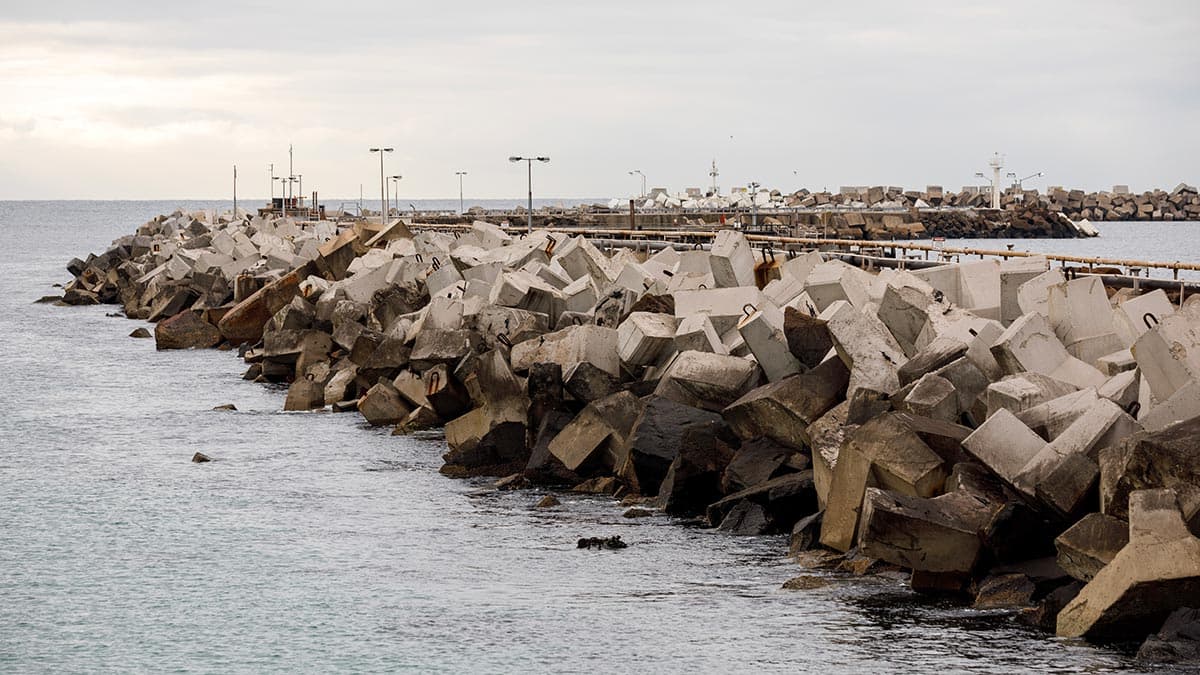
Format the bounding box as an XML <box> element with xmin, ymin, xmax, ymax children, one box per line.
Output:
<box><xmin>3</xmin><ymin>200</ymin><xmax>1185</xmax><ymax>673</ymax></box>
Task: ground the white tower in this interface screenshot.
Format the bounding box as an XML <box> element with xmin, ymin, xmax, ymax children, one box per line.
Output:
<box><xmin>988</xmin><ymin>152</ymin><xmax>1004</xmax><ymax>209</ymax></box>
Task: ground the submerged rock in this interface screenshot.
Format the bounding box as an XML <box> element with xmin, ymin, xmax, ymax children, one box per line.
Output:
<box><xmin>577</xmin><ymin>535</ymin><xmax>627</xmax><ymax>550</ymax></box>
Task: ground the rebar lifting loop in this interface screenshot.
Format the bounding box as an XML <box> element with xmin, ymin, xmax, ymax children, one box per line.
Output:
<box><xmin>426</xmin><ymin>370</ymin><xmax>441</xmax><ymax>396</ymax></box>
<box><xmin>742</xmin><ymin>303</ymin><xmax>757</xmax><ymax>317</ymax></box>
<box><xmin>1144</xmin><ymin>312</ymin><xmax>1159</xmax><ymax>330</ymax></box>
<box><xmin>497</xmin><ymin>333</ymin><xmax>513</xmax><ymax>348</ymax></box>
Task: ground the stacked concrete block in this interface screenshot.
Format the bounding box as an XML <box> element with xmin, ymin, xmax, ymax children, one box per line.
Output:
<box><xmin>64</xmin><ymin>208</ymin><xmax>1200</xmax><ymax>653</ymax></box>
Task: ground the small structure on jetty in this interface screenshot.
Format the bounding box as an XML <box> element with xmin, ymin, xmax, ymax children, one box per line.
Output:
<box><xmin>58</xmin><ymin>209</ymin><xmax>1200</xmax><ymax>662</ymax></box>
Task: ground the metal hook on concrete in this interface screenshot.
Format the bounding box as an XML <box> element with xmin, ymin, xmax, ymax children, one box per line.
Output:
<box><xmin>497</xmin><ymin>333</ymin><xmax>512</xmax><ymax>348</ymax></box>
<box><xmin>545</xmin><ymin>239</ymin><xmax>557</xmax><ymax>255</ymax></box>
<box><xmin>1126</xmin><ymin>401</ymin><xmax>1141</xmax><ymax>418</ymax></box>
<box><xmin>415</xmin><ymin>253</ymin><xmax>424</xmax><ymax>263</ymax></box>
<box><xmin>431</xmin><ymin>257</ymin><xmax>441</xmax><ymax>271</ymax></box>
<box><xmin>742</xmin><ymin>303</ymin><xmax>757</xmax><ymax>317</ymax></box>
<box><xmin>426</xmin><ymin>371</ymin><xmax>441</xmax><ymax>396</ymax></box>
<box><xmin>1144</xmin><ymin>312</ymin><xmax>1159</xmax><ymax>330</ymax></box>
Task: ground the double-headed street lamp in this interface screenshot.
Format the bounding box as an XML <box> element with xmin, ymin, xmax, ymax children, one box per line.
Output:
<box><xmin>629</xmin><ymin>169</ymin><xmax>646</xmax><ymax>198</ymax></box>
<box><xmin>1007</xmin><ymin>170</ymin><xmax>1044</xmax><ymax>190</ymax></box>
<box><xmin>389</xmin><ymin>175</ymin><xmax>403</xmax><ymax>216</ymax></box>
<box><xmin>455</xmin><ymin>171</ymin><xmax>468</xmax><ymax>214</ymax></box>
<box><xmin>370</xmin><ymin>147</ymin><xmax>394</xmax><ymax>224</ymax></box>
<box><xmin>509</xmin><ymin>155</ymin><xmax>550</xmax><ymax>232</ymax></box>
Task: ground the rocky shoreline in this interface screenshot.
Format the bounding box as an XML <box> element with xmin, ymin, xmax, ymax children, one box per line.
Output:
<box><xmin>58</xmin><ymin>209</ymin><xmax>1200</xmax><ymax>664</ymax></box>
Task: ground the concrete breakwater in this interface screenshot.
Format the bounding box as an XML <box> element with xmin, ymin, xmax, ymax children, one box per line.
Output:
<box><xmin>58</xmin><ymin>209</ymin><xmax>1200</xmax><ymax>663</ymax></box>
<box><xmin>595</xmin><ymin>182</ymin><xmax>1200</xmax><ymax>223</ymax></box>
<box><xmin>422</xmin><ymin>203</ymin><xmax>1086</xmax><ymax>241</ymax></box>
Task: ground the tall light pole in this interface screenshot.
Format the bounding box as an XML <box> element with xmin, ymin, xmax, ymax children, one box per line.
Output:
<box><xmin>974</xmin><ymin>171</ymin><xmax>994</xmax><ymax>209</ymax></box>
<box><xmin>748</xmin><ymin>181</ymin><xmax>760</xmax><ymax>229</ymax></box>
<box><xmin>455</xmin><ymin>171</ymin><xmax>468</xmax><ymax>214</ymax></box>
<box><xmin>370</xmin><ymin>147</ymin><xmax>394</xmax><ymax>224</ymax></box>
<box><xmin>629</xmin><ymin>169</ymin><xmax>646</xmax><ymax>198</ymax></box>
<box><xmin>389</xmin><ymin>175</ymin><xmax>403</xmax><ymax>217</ymax></box>
<box><xmin>269</xmin><ymin>163</ymin><xmax>275</xmax><ymax>206</ymax></box>
<box><xmin>232</xmin><ymin>164</ymin><xmax>238</xmax><ymax>218</ymax></box>
<box><xmin>509</xmin><ymin>155</ymin><xmax>550</xmax><ymax>232</ymax></box>
<box><xmin>273</xmin><ymin>175</ymin><xmax>284</xmax><ymax>217</ymax></box>
<box><xmin>297</xmin><ymin>174</ymin><xmax>303</xmax><ymax>210</ymax></box>
<box><xmin>286</xmin><ymin>176</ymin><xmax>298</xmax><ymax>217</ymax></box>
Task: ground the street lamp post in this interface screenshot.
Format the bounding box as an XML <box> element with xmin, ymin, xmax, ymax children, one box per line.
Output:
<box><xmin>455</xmin><ymin>171</ymin><xmax>468</xmax><ymax>214</ymax></box>
<box><xmin>288</xmin><ymin>177</ymin><xmax>299</xmax><ymax>217</ymax></box>
<box><xmin>273</xmin><ymin>175</ymin><xmax>284</xmax><ymax>217</ymax></box>
<box><xmin>974</xmin><ymin>172</ymin><xmax>995</xmax><ymax>208</ymax></box>
<box><xmin>370</xmin><ymin>147</ymin><xmax>394</xmax><ymax>224</ymax></box>
<box><xmin>629</xmin><ymin>169</ymin><xmax>646</xmax><ymax>198</ymax></box>
<box><xmin>297</xmin><ymin>174</ymin><xmax>303</xmax><ymax>210</ymax></box>
<box><xmin>748</xmin><ymin>181</ymin><xmax>760</xmax><ymax>229</ymax></box>
<box><xmin>389</xmin><ymin>175</ymin><xmax>403</xmax><ymax>217</ymax></box>
<box><xmin>509</xmin><ymin>156</ymin><xmax>550</xmax><ymax>233</ymax></box>
<box><xmin>269</xmin><ymin>163</ymin><xmax>275</xmax><ymax>205</ymax></box>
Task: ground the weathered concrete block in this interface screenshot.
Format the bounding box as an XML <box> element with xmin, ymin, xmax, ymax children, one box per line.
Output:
<box><xmin>782</xmin><ymin>306</ymin><xmax>833</xmax><ymax>369</ymax></box>
<box><xmin>673</xmin><ymin>313</ymin><xmax>728</xmax><ymax>355</ymax></box>
<box><xmin>1016</xmin><ymin>388</ymin><xmax>1099</xmax><ymax>441</ymax></box>
<box><xmin>617</xmin><ymin>312</ymin><xmax>678</xmax><ymax>367</ymax></box>
<box><xmin>358</xmin><ymin>381</ymin><xmax>412</xmax><ymax>426</ymax></box>
<box><xmin>1048</xmin><ymin>276</ymin><xmax>1115</xmax><ymax>347</ymax></box>
<box><xmin>1113</xmin><ymin>289</ymin><xmax>1175</xmax><ymax>347</ymax></box>
<box><xmin>819</xmin><ymin>413</ymin><xmax>948</xmax><ymax>552</ymax></box>
<box><xmin>549</xmin><ymin>391</ymin><xmax>643</xmax><ymax>475</ymax></box>
<box><xmin>1017</xmin><ymin>268</ymin><xmax>1066</xmax><ymax>317</ymax></box>
<box><xmin>896</xmin><ymin>336</ymin><xmax>968</xmax><ymax>388</ymax></box>
<box><xmin>442</xmin><ymin>402</ymin><xmax>529</xmax><ymax>477</ymax></box>
<box><xmin>616</xmin><ymin>396</ymin><xmax>725</xmax><ymax>496</ymax></box>
<box><xmin>991</xmin><ymin>312</ymin><xmax>1105</xmax><ymax>389</ymax></box>
<box><xmin>898</xmin><ymin>373</ymin><xmax>958</xmax><ymax>422</ymax></box>
<box><xmin>1133</xmin><ymin>314</ymin><xmax>1200</xmax><ymax>403</ymax></box>
<box><xmin>510</xmin><ymin>324</ymin><xmax>619</xmax><ymax>379</ymax></box>
<box><xmin>737</xmin><ymin>302</ymin><xmax>801</xmax><ymax>382</ymax></box>
<box><xmin>1056</xmin><ymin>513</ymin><xmax>1129</xmax><ymax>583</ymax></box>
<box><xmin>155</xmin><ymin>310</ymin><xmax>221</xmax><ymax>350</ymax></box>
<box><xmin>809</xmin><ymin>402</ymin><xmax>850</xmax><ymax>511</ymax></box>
<box><xmin>822</xmin><ymin>300</ymin><xmax>906</xmax><ymax>398</ymax></box>
<box><xmin>858</xmin><ymin>488</ymin><xmax>987</xmax><ymax>574</ymax></box>
<box><xmin>722</xmin><ymin>356</ymin><xmax>849</xmax><ymax>449</ymax></box>
<box><xmin>284</xmin><ymin>372</ymin><xmax>326</xmax><ymax>411</ymax></box>
<box><xmin>709</xmin><ymin>230</ymin><xmax>756</xmax><ymax>288</ymax></box>
<box><xmin>963</xmin><ymin>409</ymin><xmax>1047</xmax><ymax>489</ymax></box>
<box><xmin>804</xmin><ymin>260</ymin><xmax>871</xmax><ymax>311</ymax></box>
<box><xmin>673</xmin><ymin>286</ymin><xmax>766</xmax><ymax>335</ymax></box>
<box><xmin>653</xmin><ymin>350</ymin><xmax>763</xmax><ymax>412</ymax></box>
<box><xmin>985</xmin><ymin>372</ymin><xmax>1078</xmax><ymax>419</ymax></box>
<box><xmin>1000</xmin><ymin>257</ymin><xmax>1048</xmax><ymax>324</ymax></box>
<box><xmin>1100</xmin><ymin>417</ymin><xmax>1200</xmax><ymax>526</ymax></box>
<box><xmin>1058</xmin><ymin>489</ymin><xmax>1200</xmax><ymax>640</ymax></box>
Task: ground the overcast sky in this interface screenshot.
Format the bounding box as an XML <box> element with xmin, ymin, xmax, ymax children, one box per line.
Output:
<box><xmin>0</xmin><ymin>1</ymin><xmax>1196</xmax><ymax>200</ymax></box>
